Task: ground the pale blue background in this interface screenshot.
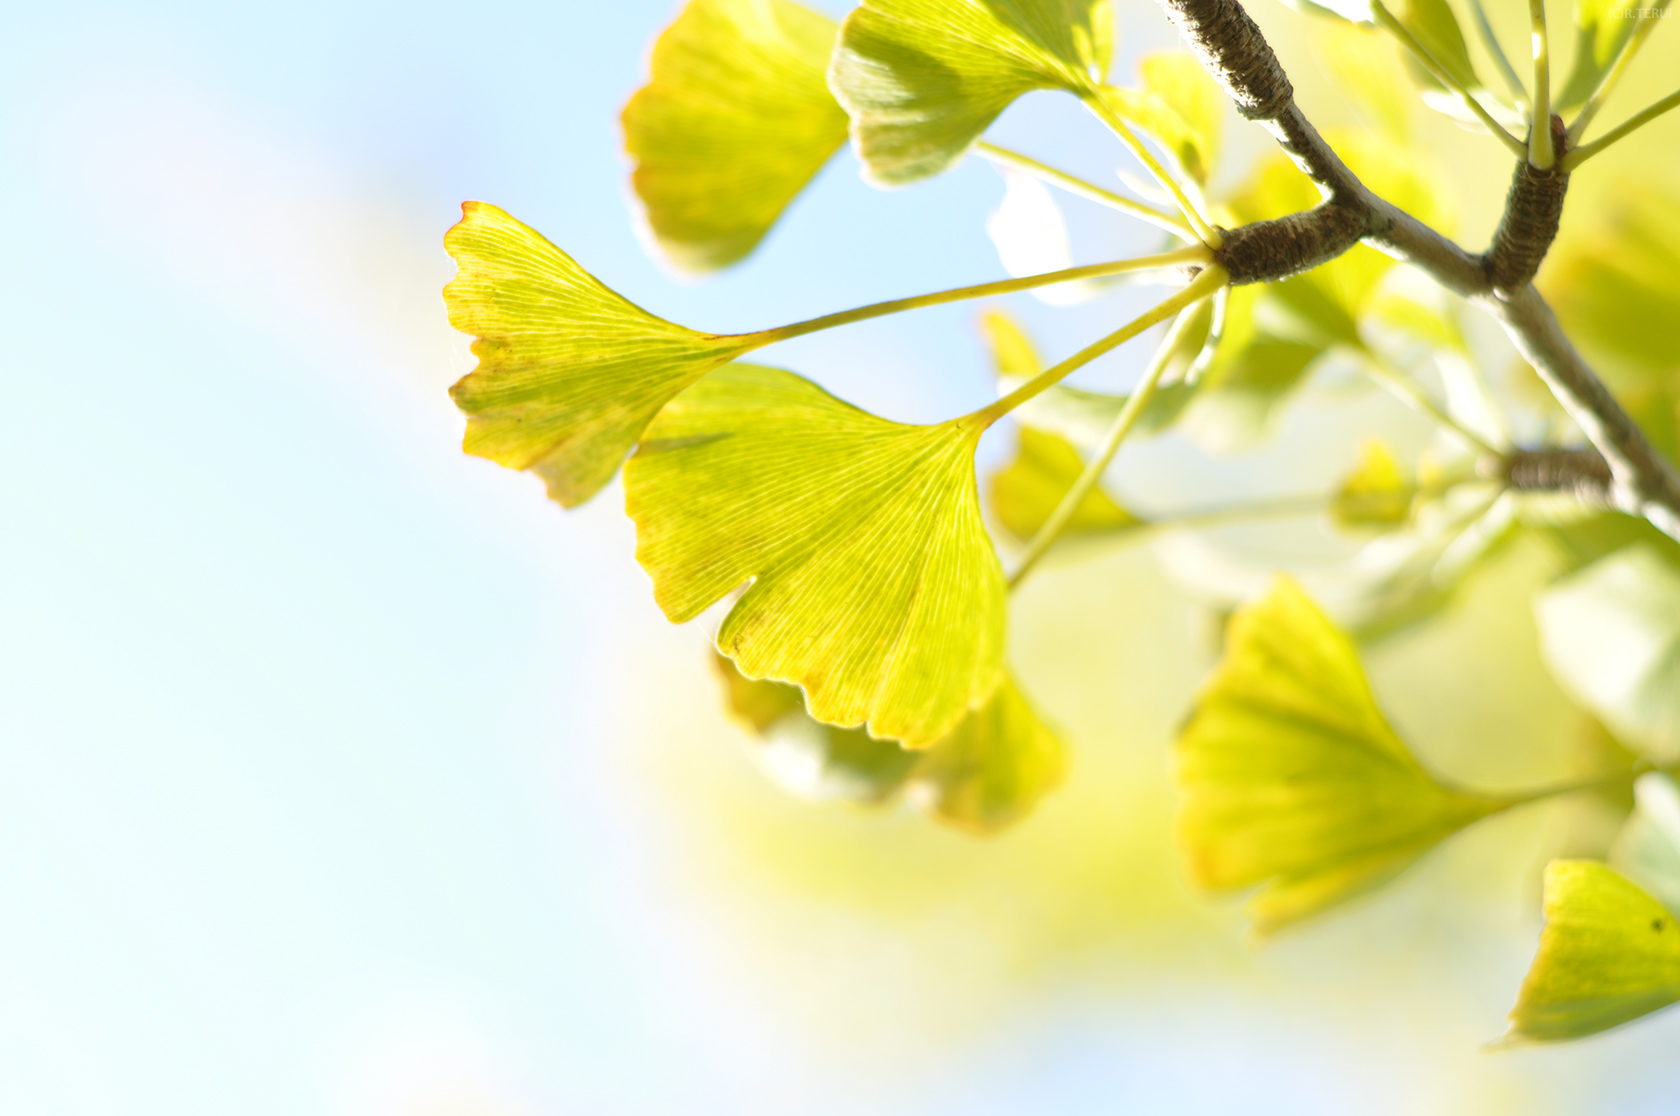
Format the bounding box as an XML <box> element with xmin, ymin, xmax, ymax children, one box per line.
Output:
<box><xmin>4</xmin><ymin>1</ymin><xmax>1679</xmax><ymax>1113</ymax></box>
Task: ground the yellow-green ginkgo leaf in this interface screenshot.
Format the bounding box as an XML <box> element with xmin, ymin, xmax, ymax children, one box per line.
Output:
<box><xmin>830</xmin><ymin>0</ymin><xmax>1115</xmax><ymax>185</ymax></box>
<box><xmin>1390</xmin><ymin>0</ymin><xmax>1481</xmax><ymax>95</ymax></box>
<box><xmin>713</xmin><ymin>651</ymin><xmax>921</xmax><ymax>803</ymax></box>
<box><xmin>909</xmin><ymin>673</ymin><xmax>1068</xmax><ymax>833</ymax></box>
<box><xmin>1175</xmin><ymin>576</ymin><xmax>1508</xmax><ymax>936</ymax></box>
<box><xmin>626</xmin><ymin>363</ymin><xmax>1007</xmax><ymax>748</ymax></box>
<box><xmin>713</xmin><ymin>651</ymin><xmax>1066</xmax><ymax>830</ymax></box>
<box><xmin>1505</xmin><ymin>860</ymin><xmax>1680</xmax><ymax>1042</ymax></box>
<box><xmin>444</xmin><ymin>202</ymin><xmax>756</xmax><ymax>507</ymax></box>
<box><xmin>622</xmin><ymin>0</ymin><xmax>851</xmax><ymax>271</ymax></box>
<box><xmin>1330</xmin><ymin>439</ymin><xmax>1415</xmax><ymax>530</ymax></box>
<box><xmin>989</xmin><ymin>427</ymin><xmax>1142</xmax><ymax>540</ymax></box>
<box><xmin>1555</xmin><ymin>0</ymin><xmax>1670</xmax><ymax>112</ymax></box>
<box><xmin>1105</xmin><ymin>51</ymin><xmax>1224</xmax><ymax>185</ymax></box>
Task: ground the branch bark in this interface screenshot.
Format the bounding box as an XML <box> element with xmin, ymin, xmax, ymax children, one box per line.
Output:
<box><xmin>1163</xmin><ymin>0</ymin><xmax>1680</xmax><ymax>540</ymax></box>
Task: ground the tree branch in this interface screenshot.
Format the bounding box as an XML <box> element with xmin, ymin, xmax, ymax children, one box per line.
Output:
<box><xmin>1160</xmin><ymin>0</ymin><xmax>1680</xmax><ymax>542</ymax></box>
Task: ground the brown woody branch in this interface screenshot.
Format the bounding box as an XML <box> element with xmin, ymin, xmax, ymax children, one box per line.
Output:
<box><xmin>1161</xmin><ymin>0</ymin><xmax>1680</xmax><ymax>539</ymax></box>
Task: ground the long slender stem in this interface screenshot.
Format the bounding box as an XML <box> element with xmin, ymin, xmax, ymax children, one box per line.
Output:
<box><xmin>1008</xmin><ymin>305</ymin><xmax>1201</xmax><ymax>588</ymax></box>
<box><xmin>753</xmin><ymin>246</ymin><xmax>1214</xmax><ymax>346</ymax></box>
<box><xmin>974</xmin><ymin>265</ymin><xmax>1229</xmax><ymax>425</ymax></box>
<box><xmin>1565</xmin><ymin>88</ymin><xmax>1680</xmax><ymax>168</ymax></box>
<box><xmin>1568</xmin><ymin>9</ymin><xmax>1666</xmax><ymax>143</ymax></box>
<box><xmin>1469</xmin><ymin>0</ymin><xmax>1530</xmax><ymax>108</ymax></box>
<box><xmin>1372</xmin><ymin>1</ymin><xmax>1529</xmax><ymax>157</ymax></box>
<box><xmin>1085</xmin><ymin>88</ymin><xmax>1223</xmax><ymax>247</ymax></box>
<box><xmin>1528</xmin><ymin>0</ymin><xmax>1555</xmax><ymax>166</ymax></box>
<box><xmin>1501</xmin><ymin>759</ymin><xmax>1680</xmax><ymax>808</ymax></box>
<box><xmin>1360</xmin><ymin>348</ymin><xmax>1503</xmax><ymax>456</ymax></box>
<box><xmin>974</xmin><ymin>143</ymin><xmax>1195</xmax><ymax>239</ymax></box>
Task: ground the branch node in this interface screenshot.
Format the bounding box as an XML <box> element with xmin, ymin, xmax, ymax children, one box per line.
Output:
<box><xmin>1213</xmin><ymin>204</ymin><xmax>1367</xmax><ymax>285</ymax></box>
<box><xmin>1484</xmin><ymin>116</ymin><xmax>1571</xmax><ymax>295</ymax></box>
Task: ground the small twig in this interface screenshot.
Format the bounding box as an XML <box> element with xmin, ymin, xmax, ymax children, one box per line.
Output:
<box><xmin>1150</xmin><ymin>0</ymin><xmax>1680</xmax><ymax>543</ymax></box>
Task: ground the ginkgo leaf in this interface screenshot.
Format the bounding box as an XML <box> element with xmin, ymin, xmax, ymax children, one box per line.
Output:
<box><xmin>909</xmin><ymin>673</ymin><xmax>1068</xmax><ymax>833</ymax></box>
<box><xmin>1505</xmin><ymin>860</ymin><xmax>1680</xmax><ymax>1042</ymax></box>
<box><xmin>712</xmin><ymin>652</ymin><xmax>1066</xmax><ymax>830</ymax></box>
<box><xmin>1175</xmin><ymin>577</ymin><xmax>1507</xmax><ymax>935</ymax></box>
<box><xmin>1535</xmin><ymin>545</ymin><xmax>1680</xmax><ymax>762</ymax></box>
<box><xmin>443</xmin><ymin>202</ymin><xmax>755</xmax><ymax>507</ymax></box>
<box><xmin>1391</xmin><ymin>0</ymin><xmax>1481</xmax><ymax>95</ymax></box>
<box><xmin>990</xmin><ymin>427</ymin><xmax>1142</xmax><ymax>540</ymax></box>
<box><xmin>1555</xmin><ymin>0</ymin><xmax>1669</xmax><ymax>112</ymax></box>
<box><xmin>830</xmin><ymin>0</ymin><xmax>1115</xmax><ymax>185</ymax></box>
<box><xmin>1611</xmin><ymin>773</ymin><xmax>1680</xmax><ymax>916</ymax></box>
<box><xmin>985</xmin><ymin>169</ymin><xmax>1104</xmax><ymax>304</ymax></box>
<box><xmin>1331</xmin><ymin>439</ymin><xmax>1415</xmax><ymax>530</ymax></box>
<box><xmin>1105</xmin><ymin>52</ymin><xmax>1224</xmax><ymax>185</ymax></box>
<box><xmin>626</xmin><ymin>363</ymin><xmax>1007</xmax><ymax>748</ymax></box>
<box><xmin>713</xmin><ymin>652</ymin><xmax>921</xmax><ymax>803</ymax></box>
<box><xmin>622</xmin><ymin>0</ymin><xmax>851</xmax><ymax>271</ymax></box>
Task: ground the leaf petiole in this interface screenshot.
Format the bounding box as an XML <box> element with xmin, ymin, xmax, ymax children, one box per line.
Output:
<box><xmin>1359</xmin><ymin>348</ymin><xmax>1504</xmax><ymax>456</ymax></box>
<box><xmin>1565</xmin><ymin>88</ymin><xmax>1680</xmax><ymax>168</ymax></box>
<box><xmin>754</xmin><ymin>246</ymin><xmax>1215</xmax><ymax>346</ymax></box>
<box><xmin>1371</xmin><ymin>0</ymin><xmax>1529</xmax><ymax>157</ymax></box>
<box><xmin>974</xmin><ymin>264</ymin><xmax>1230</xmax><ymax>427</ymax></box>
<box><xmin>1008</xmin><ymin>301</ymin><xmax>1202</xmax><ymax>587</ymax></box>
<box><xmin>1085</xmin><ymin>88</ymin><xmax>1223</xmax><ymax>248</ymax></box>
<box><xmin>973</xmin><ymin>142</ymin><xmax>1196</xmax><ymax>240</ymax></box>
<box><xmin>1567</xmin><ymin>7</ymin><xmax>1667</xmax><ymax>143</ymax></box>
<box><xmin>1468</xmin><ymin>0</ymin><xmax>1530</xmax><ymax>109</ymax></box>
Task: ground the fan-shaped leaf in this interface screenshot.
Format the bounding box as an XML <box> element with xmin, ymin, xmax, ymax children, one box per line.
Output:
<box><xmin>713</xmin><ymin>653</ymin><xmax>1066</xmax><ymax>830</ymax></box>
<box><xmin>1556</xmin><ymin>0</ymin><xmax>1669</xmax><ymax>112</ymax></box>
<box><xmin>627</xmin><ymin>363</ymin><xmax>1006</xmax><ymax>748</ymax></box>
<box><xmin>910</xmin><ymin>672</ymin><xmax>1068</xmax><ymax>833</ymax></box>
<box><xmin>1331</xmin><ymin>439</ymin><xmax>1415</xmax><ymax>530</ymax></box>
<box><xmin>443</xmin><ymin>202</ymin><xmax>756</xmax><ymax>507</ymax></box>
<box><xmin>714</xmin><ymin>652</ymin><xmax>922</xmax><ymax>804</ymax></box>
<box><xmin>1176</xmin><ymin>577</ymin><xmax>1507</xmax><ymax>935</ymax></box>
<box><xmin>990</xmin><ymin>427</ymin><xmax>1142</xmax><ymax>540</ymax></box>
<box><xmin>1505</xmin><ymin>860</ymin><xmax>1680</xmax><ymax>1042</ymax></box>
<box><xmin>622</xmin><ymin>0</ymin><xmax>851</xmax><ymax>270</ymax></box>
<box><xmin>830</xmin><ymin>0</ymin><xmax>1115</xmax><ymax>185</ymax></box>
<box><xmin>1391</xmin><ymin>0</ymin><xmax>1481</xmax><ymax>94</ymax></box>
<box><xmin>1536</xmin><ymin>545</ymin><xmax>1680</xmax><ymax>762</ymax></box>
